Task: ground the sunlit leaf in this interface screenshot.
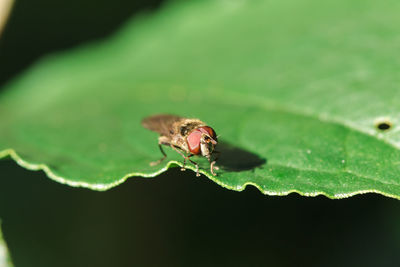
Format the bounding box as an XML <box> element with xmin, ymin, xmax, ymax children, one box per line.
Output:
<box><xmin>1</xmin><ymin>0</ymin><xmax>400</xmax><ymax>198</ymax></box>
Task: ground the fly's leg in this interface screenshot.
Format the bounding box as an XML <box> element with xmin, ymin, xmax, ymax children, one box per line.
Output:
<box><xmin>150</xmin><ymin>144</ymin><xmax>168</xmax><ymax>166</ymax></box>
<box><xmin>169</xmin><ymin>144</ymin><xmax>190</xmax><ymax>171</ymax></box>
<box><xmin>150</xmin><ymin>136</ymin><xmax>169</xmax><ymax>166</ymax></box>
<box><xmin>210</xmin><ymin>161</ymin><xmax>218</xmax><ymax>176</ymax></box>
<box><xmin>187</xmin><ymin>154</ymin><xmax>200</xmax><ymax>177</ymax></box>
<box><xmin>169</xmin><ymin>144</ymin><xmax>187</xmax><ymax>171</ymax></box>
<box><xmin>170</xmin><ymin>145</ymin><xmax>200</xmax><ymax>177</ymax></box>
<box><xmin>209</xmin><ymin>151</ymin><xmax>220</xmax><ymax>176</ymax></box>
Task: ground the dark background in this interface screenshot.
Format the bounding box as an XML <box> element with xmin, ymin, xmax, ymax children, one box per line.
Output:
<box><xmin>1</xmin><ymin>0</ymin><xmax>400</xmax><ymax>266</ymax></box>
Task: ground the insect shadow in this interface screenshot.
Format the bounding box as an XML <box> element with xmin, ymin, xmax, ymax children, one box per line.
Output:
<box><xmin>215</xmin><ymin>141</ymin><xmax>266</xmax><ymax>172</ymax></box>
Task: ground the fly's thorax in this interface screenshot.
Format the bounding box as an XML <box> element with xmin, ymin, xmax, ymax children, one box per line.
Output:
<box><xmin>173</xmin><ymin>119</ymin><xmax>205</xmax><ymax>137</ymax></box>
<box><xmin>164</xmin><ymin>118</ymin><xmax>204</xmax><ymax>154</ymax></box>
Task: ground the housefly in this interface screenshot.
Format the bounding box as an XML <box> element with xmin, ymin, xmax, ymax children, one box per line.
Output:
<box><xmin>141</xmin><ymin>114</ymin><xmax>219</xmax><ymax>176</ymax></box>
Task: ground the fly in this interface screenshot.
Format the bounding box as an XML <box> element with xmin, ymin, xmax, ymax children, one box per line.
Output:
<box><xmin>141</xmin><ymin>114</ymin><xmax>219</xmax><ymax>176</ymax></box>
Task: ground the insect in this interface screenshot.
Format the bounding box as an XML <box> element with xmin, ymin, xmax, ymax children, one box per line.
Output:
<box><xmin>141</xmin><ymin>114</ymin><xmax>219</xmax><ymax>176</ymax></box>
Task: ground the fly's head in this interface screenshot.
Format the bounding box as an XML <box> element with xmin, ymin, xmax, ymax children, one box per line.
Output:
<box><xmin>186</xmin><ymin>126</ymin><xmax>218</xmax><ymax>159</ymax></box>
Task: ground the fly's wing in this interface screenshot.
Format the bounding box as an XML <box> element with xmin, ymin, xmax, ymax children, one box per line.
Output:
<box><xmin>141</xmin><ymin>114</ymin><xmax>183</xmax><ymax>136</ymax></box>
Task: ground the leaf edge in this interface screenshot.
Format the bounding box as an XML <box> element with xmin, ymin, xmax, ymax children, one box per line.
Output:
<box><xmin>1</xmin><ymin>148</ymin><xmax>398</xmax><ymax>200</ymax></box>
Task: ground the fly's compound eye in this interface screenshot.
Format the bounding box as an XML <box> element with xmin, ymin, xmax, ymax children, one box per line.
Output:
<box><xmin>198</xmin><ymin>126</ymin><xmax>217</xmax><ymax>143</ymax></box>
<box><xmin>187</xmin><ymin>129</ymin><xmax>202</xmax><ymax>155</ymax></box>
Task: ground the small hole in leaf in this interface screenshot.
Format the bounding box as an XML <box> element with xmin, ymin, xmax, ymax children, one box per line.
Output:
<box><xmin>376</xmin><ymin>120</ymin><xmax>392</xmax><ymax>131</ymax></box>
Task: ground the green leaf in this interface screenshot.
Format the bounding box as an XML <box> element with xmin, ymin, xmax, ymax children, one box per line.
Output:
<box><xmin>0</xmin><ymin>222</ymin><xmax>14</xmax><ymax>267</ymax></box>
<box><xmin>1</xmin><ymin>0</ymin><xmax>400</xmax><ymax>199</ymax></box>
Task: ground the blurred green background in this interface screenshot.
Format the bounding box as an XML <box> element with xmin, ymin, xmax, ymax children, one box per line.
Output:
<box><xmin>1</xmin><ymin>0</ymin><xmax>400</xmax><ymax>266</ymax></box>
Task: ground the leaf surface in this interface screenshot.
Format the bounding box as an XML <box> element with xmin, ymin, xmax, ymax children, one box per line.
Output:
<box><xmin>1</xmin><ymin>0</ymin><xmax>400</xmax><ymax>198</ymax></box>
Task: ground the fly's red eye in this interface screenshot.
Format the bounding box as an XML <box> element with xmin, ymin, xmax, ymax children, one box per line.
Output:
<box><xmin>198</xmin><ymin>126</ymin><xmax>217</xmax><ymax>141</ymax></box>
<box><xmin>187</xmin><ymin>129</ymin><xmax>202</xmax><ymax>155</ymax></box>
